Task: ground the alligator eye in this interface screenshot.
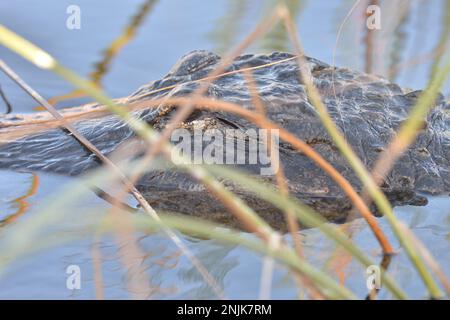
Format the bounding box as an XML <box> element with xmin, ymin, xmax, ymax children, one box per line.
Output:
<box><xmin>373</xmin><ymin>146</ymin><xmax>384</xmax><ymax>153</ymax></box>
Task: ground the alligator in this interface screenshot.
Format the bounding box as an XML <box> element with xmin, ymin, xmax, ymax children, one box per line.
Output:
<box><xmin>0</xmin><ymin>50</ymin><xmax>449</xmax><ymax>231</ymax></box>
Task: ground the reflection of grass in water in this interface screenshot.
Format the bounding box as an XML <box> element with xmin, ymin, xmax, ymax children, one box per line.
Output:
<box><xmin>0</xmin><ymin>83</ymin><xmax>13</xmax><ymax>113</ymax></box>
<box><xmin>0</xmin><ymin>173</ymin><xmax>39</xmax><ymax>227</ymax></box>
<box><xmin>0</xmin><ymin>1</ymin><xmax>450</xmax><ymax>298</ymax></box>
<box><xmin>332</xmin><ymin>0</ymin><xmax>365</xmax><ymax>70</ymax></box>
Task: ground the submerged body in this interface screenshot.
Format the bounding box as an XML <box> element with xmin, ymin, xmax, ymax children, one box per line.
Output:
<box><xmin>1</xmin><ymin>51</ymin><xmax>449</xmax><ymax>230</ymax></box>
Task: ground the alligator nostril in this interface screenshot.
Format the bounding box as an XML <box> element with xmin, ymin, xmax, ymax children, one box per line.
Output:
<box><xmin>404</xmin><ymin>90</ymin><xmax>423</xmax><ymax>99</ymax></box>
<box><xmin>417</xmin><ymin>147</ymin><xmax>430</xmax><ymax>156</ymax></box>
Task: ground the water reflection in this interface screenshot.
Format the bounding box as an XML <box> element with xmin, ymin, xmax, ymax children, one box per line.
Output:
<box><xmin>0</xmin><ymin>84</ymin><xmax>12</xmax><ymax>114</ymax></box>
<box><xmin>0</xmin><ymin>0</ymin><xmax>449</xmax><ymax>299</ymax></box>
<box><xmin>0</xmin><ymin>173</ymin><xmax>39</xmax><ymax>227</ymax></box>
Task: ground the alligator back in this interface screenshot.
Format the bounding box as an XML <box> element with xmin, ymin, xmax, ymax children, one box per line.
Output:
<box><xmin>0</xmin><ymin>51</ymin><xmax>449</xmax><ymax>229</ymax></box>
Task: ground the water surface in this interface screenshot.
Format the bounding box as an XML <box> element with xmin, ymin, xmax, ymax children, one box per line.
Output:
<box><xmin>0</xmin><ymin>0</ymin><xmax>449</xmax><ymax>299</ymax></box>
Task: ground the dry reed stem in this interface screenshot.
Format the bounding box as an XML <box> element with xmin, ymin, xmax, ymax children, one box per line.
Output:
<box><xmin>363</xmin><ymin>0</ymin><xmax>379</xmax><ymax>74</ymax></box>
<box><xmin>38</xmin><ymin>0</ymin><xmax>157</xmax><ymax>109</ymax></box>
<box><xmin>332</xmin><ymin>0</ymin><xmax>363</xmax><ymax>82</ymax></box>
<box><xmin>241</xmin><ymin>69</ymin><xmax>303</xmax><ymax>256</ymax></box>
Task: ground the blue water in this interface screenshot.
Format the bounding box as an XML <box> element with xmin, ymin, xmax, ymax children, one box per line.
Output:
<box><xmin>0</xmin><ymin>0</ymin><xmax>449</xmax><ymax>299</ymax></box>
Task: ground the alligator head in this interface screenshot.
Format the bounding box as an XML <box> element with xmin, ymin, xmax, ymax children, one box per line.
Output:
<box><xmin>0</xmin><ymin>50</ymin><xmax>449</xmax><ymax>231</ymax></box>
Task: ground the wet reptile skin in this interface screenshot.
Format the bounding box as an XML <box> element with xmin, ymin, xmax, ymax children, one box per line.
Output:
<box><xmin>0</xmin><ymin>50</ymin><xmax>449</xmax><ymax>230</ymax></box>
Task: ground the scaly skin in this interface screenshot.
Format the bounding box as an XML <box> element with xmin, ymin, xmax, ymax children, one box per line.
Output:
<box><xmin>0</xmin><ymin>50</ymin><xmax>449</xmax><ymax>230</ymax></box>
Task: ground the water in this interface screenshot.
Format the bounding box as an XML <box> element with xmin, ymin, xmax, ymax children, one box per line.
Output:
<box><xmin>0</xmin><ymin>0</ymin><xmax>449</xmax><ymax>299</ymax></box>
